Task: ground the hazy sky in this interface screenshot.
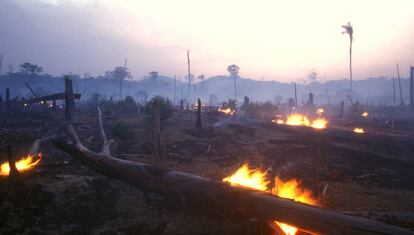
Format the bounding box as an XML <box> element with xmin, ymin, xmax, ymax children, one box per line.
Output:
<box><xmin>0</xmin><ymin>0</ymin><xmax>413</xmax><ymax>81</ymax></box>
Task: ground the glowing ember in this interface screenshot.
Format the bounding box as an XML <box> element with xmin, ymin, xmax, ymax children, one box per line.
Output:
<box><xmin>286</xmin><ymin>114</ymin><xmax>311</xmax><ymax>126</ymax></box>
<box><xmin>0</xmin><ymin>153</ymin><xmax>42</xmax><ymax>176</ymax></box>
<box><xmin>316</xmin><ymin>108</ymin><xmax>325</xmax><ymax>115</ymax></box>
<box><xmin>273</xmin><ymin>114</ymin><xmax>328</xmax><ymax>129</ymax></box>
<box><xmin>218</xmin><ymin>107</ymin><xmax>235</xmax><ymax>115</ymax></box>
<box><xmin>310</xmin><ymin>118</ymin><xmax>328</xmax><ymax>129</ymax></box>
<box><xmin>223</xmin><ymin>164</ymin><xmax>318</xmax><ymax>235</ymax></box>
<box><xmin>361</xmin><ymin>112</ymin><xmax>368</xmax><ymax>118</ymax></box>
<box><xmin>353</xmin><ymin>127</ymin><xmax>365</xmax><ymax>134</ymax></box>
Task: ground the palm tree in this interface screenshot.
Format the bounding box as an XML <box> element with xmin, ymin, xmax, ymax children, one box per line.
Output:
<box><xmin>198</xmin><ymin>74</ymin><xmax>205</xmax><ymax>95</ymax></box>
<box><xmin>342</xmin><ymin>22</ymin><xmax>354</xmax><ymax>96</ymax></box>
<box><xmin>227</xmin><ymin>64</ymin><xmax>240</xmax><ymax>100</ymax></box>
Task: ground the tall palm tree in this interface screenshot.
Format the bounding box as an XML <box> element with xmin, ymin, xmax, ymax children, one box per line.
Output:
<box><xmin>227</xmin><ymin>64</ymin><xmax>240</xmax><ymax>100</ymax></box>
<box><xmin>198</xmin><ymin>74</ymin><xmax>205</xmax><ymax>95</ymax></box>
<box><xmin>342</xmin><ymin>22</ymin><xmax>354</xmax><ymax>96</ymax></box>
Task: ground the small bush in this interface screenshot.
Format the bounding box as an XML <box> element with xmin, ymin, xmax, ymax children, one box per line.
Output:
<box><xmin>144</xmin><ymin>96</ymin><xmax>173</xmax><ymax>125</ymax></box>
<box><xmin>110</xmin><ymin>121</ymin><xmax>132</xmax><ymax>139</ymax></box>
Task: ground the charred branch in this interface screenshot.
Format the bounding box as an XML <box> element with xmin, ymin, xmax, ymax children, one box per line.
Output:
<box><xmin>53</xmin><ymin>110</ymin><xmax>414</xmax><ymax>235</ymax></box>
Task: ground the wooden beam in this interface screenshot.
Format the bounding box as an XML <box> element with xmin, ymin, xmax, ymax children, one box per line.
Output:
<box><xmin>24</xmin><ymin>93</ymin><xmax>81</xmax><ymax>105</ymax></box>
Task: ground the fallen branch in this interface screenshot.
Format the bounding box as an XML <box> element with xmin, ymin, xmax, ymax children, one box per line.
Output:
<box><xmin>53</xmin><ymin>107</ymin><xmax>414</xmax><ymax>235</ymax></box>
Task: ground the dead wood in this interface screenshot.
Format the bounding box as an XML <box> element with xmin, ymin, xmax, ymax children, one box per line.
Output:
<box><xmin>53</xmin><ymin>107</ymin><xmax>414</xmax><ymax>235</ymax></box>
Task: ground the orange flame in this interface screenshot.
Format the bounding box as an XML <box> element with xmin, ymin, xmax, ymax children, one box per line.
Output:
<box><xmin>218</xmin><ymin>107</ymin><xmax>235</xmax><ymax>115</ymax></box>
<box><xmin>353</xmin><ymin>127</ymin><xmax>364</xmax><ymax>134</ymax></box>
<box><xmin>0</xmin><ymin>153</ymin><xmax>42</xmax><ymax>176</ymax></box>
<box><xmin>223</xmin><ymin>164</ymin><xmax>318</xmax><ymax>235</ymax></box>
<box><xmin>316</xmin><ymin>108</ymin><xmax>325</xmax><ymax>115</ymax></box>
<box><xmin>273</xmin><ymin>114</ymin><xmax>328</xmax><ymax>129</ymax></box>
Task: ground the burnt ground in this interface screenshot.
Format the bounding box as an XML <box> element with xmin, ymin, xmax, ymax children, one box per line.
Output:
<box><xmin>1</xmin><ymin>110</ymin><xmax>414</xmax><ymax>234</ymax></box>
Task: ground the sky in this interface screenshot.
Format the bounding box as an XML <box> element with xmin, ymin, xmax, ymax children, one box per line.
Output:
<box><xmin>0</xmin><ymin>0</ymin><xmax>413</xmax><ymax>82</ymax></box>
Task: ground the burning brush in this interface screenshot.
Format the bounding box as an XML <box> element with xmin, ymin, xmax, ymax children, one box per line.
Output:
<box><xmin>218</xmin><ymin>107</ymin><xmax>236</xmax><ymax>115</ymax></box>
<box><xmin>223</xmin><ymin>164</ymin><xmax>318</xmax><ymax>235</ymax></box>
<box><xmin>0</xmin><ymin>153</ymin><xmax>42</xmax><ymax>176</ymax></box>
<box><xmin>273</xmin><ymin>113</ymin><xmax>328</xmax><ymax>130</ymax></box>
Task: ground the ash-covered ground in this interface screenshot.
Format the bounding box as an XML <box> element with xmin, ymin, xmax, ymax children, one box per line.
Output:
<box><xmin>1</xmin><ymin>108</ymin><xmax>414</xmax><ymax>234</ymax></box>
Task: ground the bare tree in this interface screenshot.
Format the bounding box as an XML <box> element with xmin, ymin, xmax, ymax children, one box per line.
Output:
<box><xmin>342</xmin><ymin>22</ymin><xmax>354</xmax><ymax>95</ymax></box>
<box><xmin>227</xmin><ymin>64</ymin><xmax>240</xmax><ymax>100</ymax></box>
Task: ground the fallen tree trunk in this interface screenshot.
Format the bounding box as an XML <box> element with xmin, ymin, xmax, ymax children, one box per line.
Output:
<box><xmin>53</xmin><ymin>108</ymin><xmax>414</xmax><ymax>235</ymax></box>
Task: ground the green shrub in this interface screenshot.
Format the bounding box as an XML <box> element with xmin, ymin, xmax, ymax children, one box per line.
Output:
<box><xmin>110</xmin><ymin>121</ymin><xmax>132</xmax><ymax>138</ymax></box>
<box><xmin>144</xmin><ymin>96</ymin><xmax>173</xmax><ymax>125</ymax></box>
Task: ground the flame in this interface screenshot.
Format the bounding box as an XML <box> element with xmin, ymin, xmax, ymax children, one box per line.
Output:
<box><xmin>0</xmin><ymin>153</ymin><xmax>42</xmax><ymax>176</ymax></box>
<box><xmin>272</xmin><ymin>119</ymin><xmax>284</xmax><ymax>124</ymax></box>
<box><xmin>286</xmin><ymin>114</ymin><xmax>311</xmax><ymax>126</ymax></box>
<box><xmin>353</xmin><ymin>127</ymin><xmax>364</xmax><ymax>134</ymax></box>
<box><xmin>218</xmin><ymin>107</ymin><xmax>235</xmax><ymax>115</ymax></box>
<box><xmin>273</xmin><ymin>114</ymin><xmax>328</xmax><ymax>129</ymax></box>
<box><xmin>223</xmin><ymin>164</ymin><xmax>318</xmax><ymax>235</ymax></box>
<box><xmin>361</xmin><ymin>112</ymin><xmax>368</xmax><ymax>118</ymax></box>
<box><xmin>310</xmin><ymin>118</ymin><xmax>328</xmax><ymax>129</ymax></box>
<box><xmin>316</xmin><ymin>108</ymin><xmax>324</xmax><ymax>115</ymax></box>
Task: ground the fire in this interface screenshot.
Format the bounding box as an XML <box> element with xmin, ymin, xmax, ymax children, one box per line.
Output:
<box><xmin>223</xmin><ymin>164</ymin><xmax>318</xmax><ymax>235</ymax></box>
<box><xmin>316</xmin><ymin>108</ymin><xmax>324</xmax><ymax>115</ymax></box>
<box><xmin>286</xmin><ymin>114</ymin><xmax>311</xmax><ymax>126</ymax></box>
<box><xmin>361</xmin><ymin>112</ymin><xmax>368</xmax><ymax>118</ymax></box>
<box><xmin>310</xmin><ymin>118</ymin><xmax>328</xmax><ymax>129</ymax></box>
<box><xmin>218</xmin><ymin>107</ymin><xmax>235</xmax><ymax>115</ymax></box>
<box><xmin>0</xmin><ymin>153</ymin><xmax>42</xmax><ymax>176</ymax></box>
<box><xmin>273</xmin><ymin>114</ymin><xmax>328</xmax><ymax>129</ymax></box>
<box><xmin>353</xmin><ymin>127</ymin><xmax>364</xmax><ymax>134</ymax></box>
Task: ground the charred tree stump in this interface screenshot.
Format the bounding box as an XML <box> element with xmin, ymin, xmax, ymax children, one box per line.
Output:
<box><xmin>410</xmin><ymin>66</ymin><xmax>413</xmax><ymax>108</ymax></box>
<box><xmin>294</xmin><ymin>83</ymin><xmax>298</xmax><ymax>107</ymax></box>
<box><xmin>152</xmin><ymin>101</ymin><xmax>163</xmax><ymax>159</ymax></box>
<box><xmin>5</xmin><ymin>88</ymin><xmax>10</xmax><ymax>116</ymax></box>
<box><xmin>53</xmin><ymin>112</ymin><xmax>414</xmax><ymax>235</ymax></box>
<box><xmin>244</xmin><ymin>96</ymin><xmax>250</xmax><ymax>107</ymax></box>
<box><xmin>65</xmin><ymin>76</ymin><xmax>75</xmax><ymax>120</ymax></box>
<box><xmin>0</xmin><ymin>95</ymin><xmax>4</xmax><ymax>120</ymax></box>
<box><xmin>195</xmin><ymin>98</ymin><xmax>202</xmax><ymax>129</ymax></box>
<box><xmin>340</xmin><ymin>100</ymin><xmax>345</xmax><ymax>118</ymax></box>
<box><xmin>180</xmin><ymin>100</ymin><xmax>184</xmax><ymax>111</ymax></box>
<box><xmin>7</xmin><ymin>145</ymin><xmax>20</xmax><ymax>182</ymax></box>
<box><xmin>308</xmin><ymin>93</ymin><xmax>314</xmax><ymax>108</ymax></box>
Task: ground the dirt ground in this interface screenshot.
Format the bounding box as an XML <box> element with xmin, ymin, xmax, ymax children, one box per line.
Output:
<box><xmin>1</xmin><ymin>110</ymin><xmax>414</xmax><ymax>234</ymax></box>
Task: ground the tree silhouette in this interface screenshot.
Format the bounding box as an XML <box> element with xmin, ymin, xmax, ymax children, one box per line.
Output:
<box><xmin>198</xmin><ymin>75</ymin><xmax>205</xmax><ymax>94</ymax></box>
<box><xmin>149</xmin><ymin>71</ymin><xmax>158</xmax><ymax>88</ymax></box>
<box><xmin>342</xmin><ymin>22</ymin><xmax>354</xmax><ymax>95</ymax></box>
<box><xmin>20</xmin><ymin>62</ymin><xmax>43</xmax><ymax>76</ymax></box>
<box><xmin>109</xmin><ymin>66</ymin><xmax>132</xmax><ymax>100</ymax></box>
<box><xmin>227</xmin><ymin>64</ymin><xmax>239</xmax><ymax>100</ymax></box>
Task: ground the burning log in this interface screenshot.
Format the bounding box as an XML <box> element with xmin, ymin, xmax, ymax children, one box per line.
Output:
<box><xmin>24</xmin><ymin>93</ymin><xmax>81</xmax><ymax>105</ymax></box>
<box><xmin>1</xmin><ymin>137</ymin><xmax>50</xmax><ymax>177</ymax></box>
<box><xmin>6</xmin><ymin>145</ymin><xmax>20</xmax><ymax>181</ymax></box>
<box><xmin>53</xmin><ymin>109</ymin><xmax>414</xmax><ymax>235</ymax></box>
